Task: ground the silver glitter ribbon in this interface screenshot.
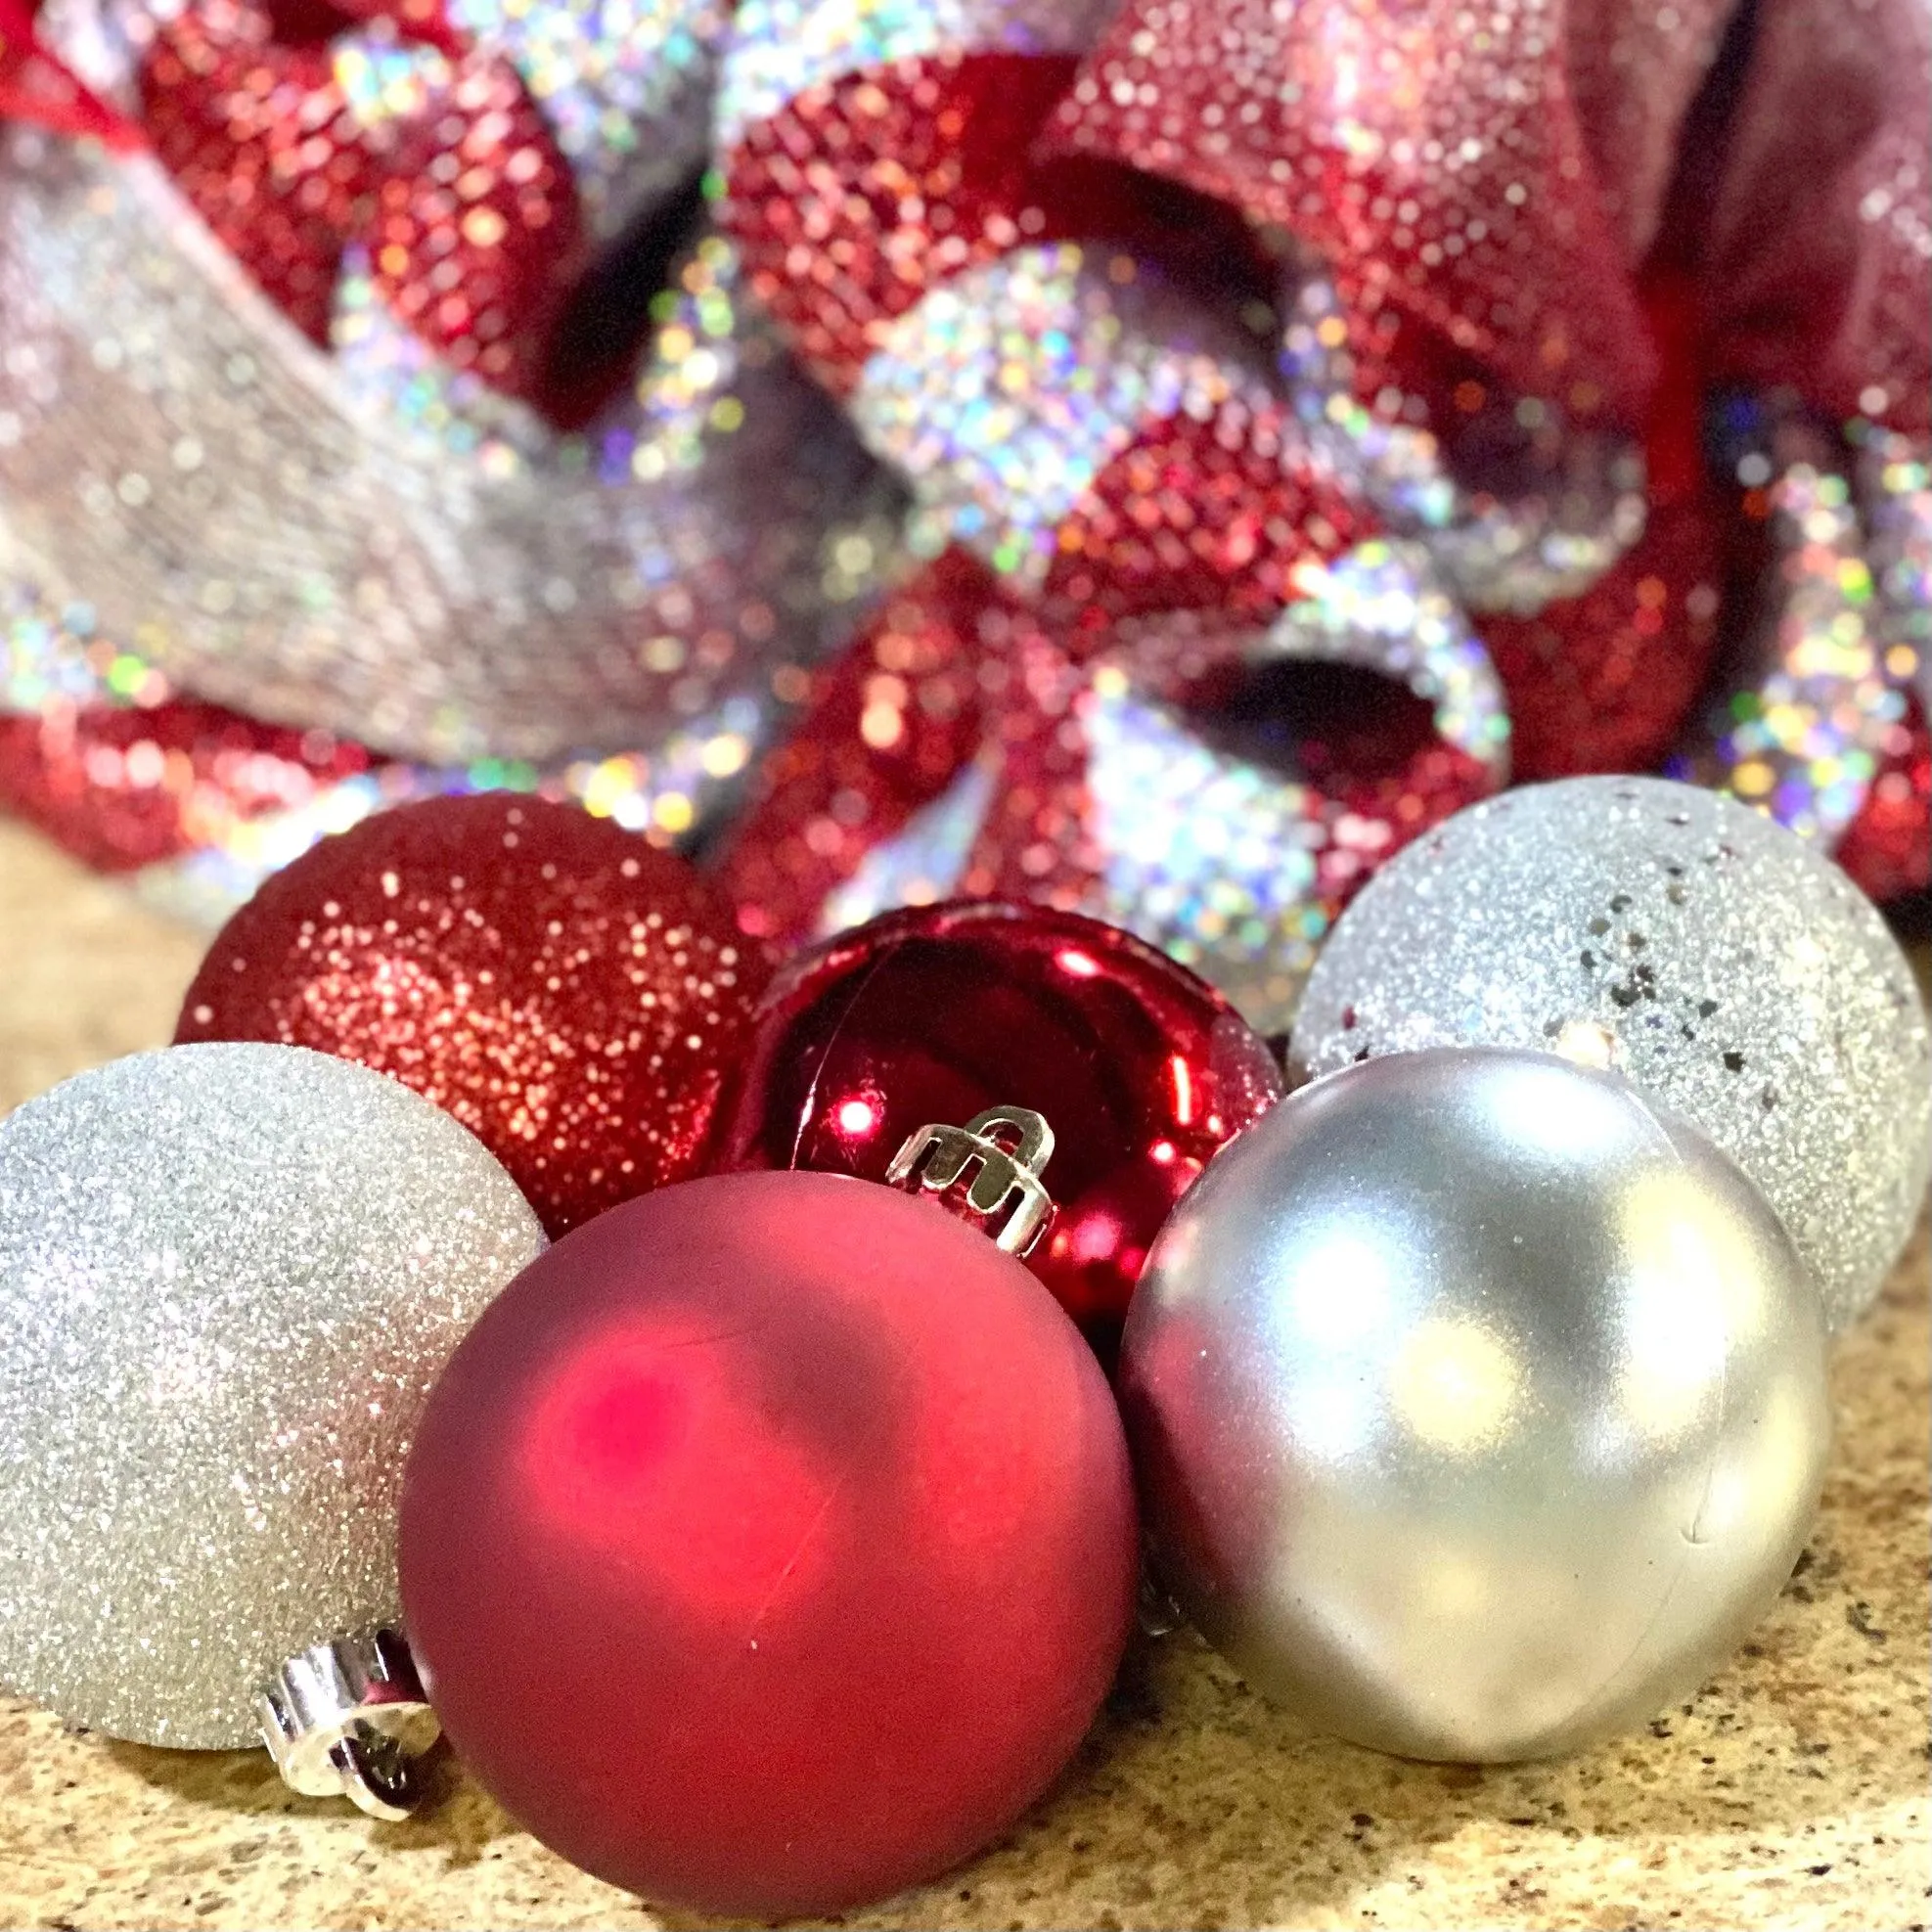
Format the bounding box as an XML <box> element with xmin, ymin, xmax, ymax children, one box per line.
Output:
<box><xmin>451</xmin><ymin>0</ymin><xmax>729</xmax><ymax>242</ymax></box>
<box><xmin>30</xmin><ymin>0</ymin><xmax>156</xmax><ymax>112</ymax></box>
<box><xmin>0</xmin><ymin>561</ymin><xmax>810</xmax><ymax>928</ymax></box>
<box><xmin>1071</xmin><ymin>539</ymin><xmax>1508</xmax><ymax>1027</ymax></box>
<box><xmin>851</xmin><ymin>241</ymin><xmax>1288</xmax><ymax>594</ymax></box>
<box><xmin>0</xmin><ymin>128</ymin><xmax>909</xmax><ymax>767</ymax></box>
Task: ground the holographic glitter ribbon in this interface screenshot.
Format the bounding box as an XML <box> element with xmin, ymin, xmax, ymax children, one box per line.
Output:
<box><xmin>0</xmin><ymin>572</ymin><xmax>790</xmax><ymax>924</ymax></box>
<box><xmin>0</xmin><ymin>134</ymin><xmax>906</xmax><ymax>765</ymax></box>
<box><xmin>1858</xmin><ymin>425</ymin><xmax>1932</xmax><ymax>719</ymax></box>
<box><xmin>1279</xmin><ymin>256</ymin><xmax>1648</xmax><ymax>617</ymax></box>
<box><xmin>1670</xmin><ymin>397</ymin><xmax>1909</xmax><ymax>844</ymax></box>
<box><xmin>8</xmin><ymin>0</ymin><xmax>1930</xmax><ymax>960</ymax></box>
<box><xmin>448</xmin><ymin>0</ymin><xmax>728</xmax><ymax>243</ymax></box>
<box><xmin>711</xmin><ymin>0</ymin><xmax>1509</xmax><ymax>994</ymax></box>
<box><xmin>793</xmin><ymin>539</ymin><xmax>1511</xmax><ymax>1031</ymax></box>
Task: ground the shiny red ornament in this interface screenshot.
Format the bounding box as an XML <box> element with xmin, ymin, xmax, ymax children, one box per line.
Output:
<box><xmin>174</xmin><ymin>793</ymin><xmax>764</xmax><ymax>1235</ymax></box>
<box><xmin>713</xmin><ymin>900</ymin><xmax>1282</xmax><ymax>1347</ymax></box>
<box><xmin>399</xmin><ymin>1169</ymin><xmax>1138</xmax><ymax>1917</ymax></box>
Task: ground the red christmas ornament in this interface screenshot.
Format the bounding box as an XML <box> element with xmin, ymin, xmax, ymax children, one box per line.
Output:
<box><xmin>712</xmin><ymin>900</ymin><xmax>1282</xmax><ymax>1347</ymax></box>
<box><xmin>398</xmin><ymin>1167</ymin><xmax>1138</xmax><ymax>1917</ymax></box>
<box><xmin>174</xmin><ymin>793</ymin><xmax>765</xmax><ymax>1236</ymax></box>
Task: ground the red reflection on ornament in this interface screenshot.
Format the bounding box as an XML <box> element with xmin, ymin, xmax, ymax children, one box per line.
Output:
<box><xmin>711</xmin><ymin>900</ymin><xmax>1282</xmax><ymax>1352</ymax></box>
<box><xmin>518</xmin><ymin>1316</ymin><xmax>843</xmax><ymax>1620</ymax></box>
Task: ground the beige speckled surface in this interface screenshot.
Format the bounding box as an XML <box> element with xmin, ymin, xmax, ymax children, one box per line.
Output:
<box><xmin>0</xmin><ymin>817</ymin><xmax>1926</xmax><ymax>1932</ymax></box>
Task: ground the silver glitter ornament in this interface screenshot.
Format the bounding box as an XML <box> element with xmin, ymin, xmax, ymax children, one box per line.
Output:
<box><xmin>1123</xmin><ymin>1047</ymin><xmax>1831</xmax><ymax>1764</ymax></box>
<box><xmin>0</xmin><ymin>1044</ymin><xmax>545</xmax><ymax>1749</ymax></box>
<box><xmin>1291</xmin><ymin>777</ymin><xmax>1932</xmax><ymax>1330</ymax></box>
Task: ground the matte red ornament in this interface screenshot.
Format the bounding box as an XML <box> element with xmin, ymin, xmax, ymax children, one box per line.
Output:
<box><xmin>398</xmin><ymin>1169</ymin><xmax>1138</xmax><ymax>1917</ymax></box>
<box><xmin>712</xmin><ymin>900</ymin><xmax>1282</xmax><ymax>1349</ymax></box>
<box><xmin>174</xmin><ymin>793</ymin><xmax>765</xmax><ymax>1236</ymax></box>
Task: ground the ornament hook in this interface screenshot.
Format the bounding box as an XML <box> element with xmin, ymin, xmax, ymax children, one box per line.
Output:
<box><xmin>257</xmin><ymin>1629</ymin><xmax>442</xmax><ymax>1820</ymax></box>
<box><xmin>885</xmin><ymin>1103</ymin><xmax>1057</xmax><ymax>1256</ymax></box>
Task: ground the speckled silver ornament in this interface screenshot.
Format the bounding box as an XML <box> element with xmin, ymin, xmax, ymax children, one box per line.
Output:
<box><xmin>1290</xmin><ymin>777</ymin><xmax>1932</xmax><ymax>1331</ymax></box>
<box><xmin>0</xmin><ymin>1044</ymin><xmax>545</xmax><ymax>1749</ymax></box>
<box><xmin>1124</xmin><ymin>1047</ymin><xmax>1831</xmax><ymax>1763</ymax></box>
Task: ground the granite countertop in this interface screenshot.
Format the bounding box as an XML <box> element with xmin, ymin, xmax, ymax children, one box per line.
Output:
<box><xmin>0</xmin><ymin>818</ymin><xmax>1925</xmax><ymax>1932</ymax></box>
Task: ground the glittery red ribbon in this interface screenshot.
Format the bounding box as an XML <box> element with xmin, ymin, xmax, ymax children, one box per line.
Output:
<box><xmin>1046</xmin><ymin>0</ymin><xmax>1930</xmax><ymax>437</ymax></box>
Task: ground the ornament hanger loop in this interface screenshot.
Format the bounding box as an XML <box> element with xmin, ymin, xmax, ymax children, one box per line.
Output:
<box><xmin>327</xmin><ymin>1729</ymin><xmax>429</xmax><ymax>1823</ymax></box>
<box><xmin>257</xmin><ymin>1630</ymin><xmax>442</xmax><ymax>1820</ymax></box>
<box><xmin>886</xmin><ymin>1104</ymin><xmax>1057</xmax><ymax>1257</ymax></box>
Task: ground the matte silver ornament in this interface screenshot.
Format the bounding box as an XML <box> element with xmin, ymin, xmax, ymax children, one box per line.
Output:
<box><xmin>0</xmin><ymin>1044</ymin><xmax>545</xmax><ymax>1748</ymax></box>
<box><xmin>1290</xmin><ymin>776</ymin><xmax>1932</xmax><ymax>1330</ymax></box>
<box><xmin>1123</xmin><ymin>1048</ymin><xmax>1831</xmax><ymax>1764</ymax></box>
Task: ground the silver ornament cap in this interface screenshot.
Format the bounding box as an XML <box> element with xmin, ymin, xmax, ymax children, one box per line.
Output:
<box><xmin>1290</xmin><ymin>776</ymin><xmax>1932</xmax><ymax>1329</ymax></box>
<box><xmin>1123</xmin><ymin>1047</ymin><xmax>1832</xmax><ymax>1764</ymax></box>
<box><xmin>885</xmin><ymin>1104</ymin><xmax>1057</xmax><ymax>1256</ymax></box>
<box><xmin>257</xmin><ymin>1630</ymin><xmax>441</xmax><ymax>1820</ymax></box>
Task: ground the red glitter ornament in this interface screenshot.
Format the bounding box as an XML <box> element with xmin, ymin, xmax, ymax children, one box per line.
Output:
<box><xmin>173</xmin><ymin>793</ymin><xmax>765</xmax><ymax>1235</ymax></box>
<box><xmin>713</xmin><ymin>900</ymin><xmax>1282</xmax><ymax>1345</ymax></box>
<box><xmin>399</xmin><ymin>1168</ymin><xmax>1138</xmax><ymax>1917</ymax></box>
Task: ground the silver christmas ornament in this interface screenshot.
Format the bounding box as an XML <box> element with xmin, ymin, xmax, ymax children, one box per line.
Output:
<box><xmin>1123</xmin><ymin>1047</ymin><xmax>1831</xmax><ymax>1765</ymax></box>
<box><xmin>0</xmin><ymin>1044</ymin><xmax>545</xmax><ymax>1749</ymax></box>
<box><xmin>1290</xmin><ymin>776</ymin><xmax>1932</xmax><ymax>1330</ymax></box>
